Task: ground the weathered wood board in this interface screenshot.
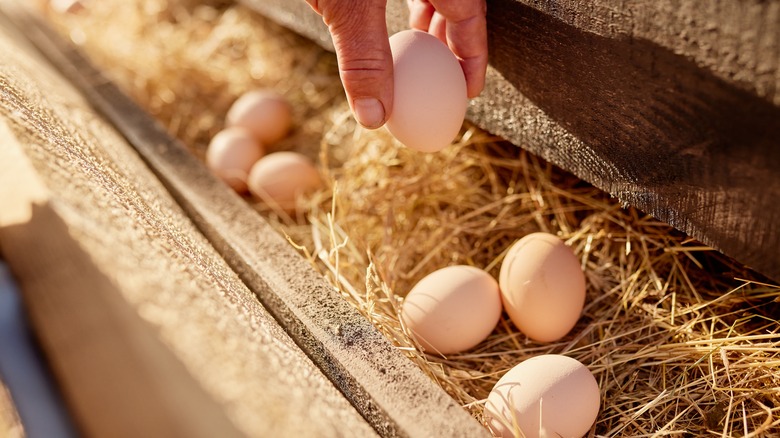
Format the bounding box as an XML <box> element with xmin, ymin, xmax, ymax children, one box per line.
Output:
<box><xmin>0</xmin><ymin>8</ymin><xmax>379</xmax><ymax>438</ymax></box>
<box><xmin>242</xmin><ymin>0</ymin><xmax>780</xmax><ymax>281</ymax></box>
<box><xmin>0</xmin><ymin>3</ymin><xmax>490</xmax><ymax>437</ymax></box>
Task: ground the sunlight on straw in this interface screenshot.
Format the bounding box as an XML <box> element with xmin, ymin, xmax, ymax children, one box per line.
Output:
<box><xmin>46</xmin><ymin>1</ymin><xmax>780</xmax><ymax>435</ymax></box>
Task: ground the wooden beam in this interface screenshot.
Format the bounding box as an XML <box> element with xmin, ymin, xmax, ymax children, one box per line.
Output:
<box><xmin>241</xmin><ymin>0</ymin><xmax>780</xmax><ymax>281</ymax></box>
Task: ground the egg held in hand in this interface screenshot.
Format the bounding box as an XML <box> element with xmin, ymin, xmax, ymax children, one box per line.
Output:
<box><xmin>485</xmin><ymin>354</ymin><xmax>600</xmax><ymax>438</ymax></box>
<box><xmin>247</xmin><ymin>152</ymin><xmax>321</xmax><ymax>213</ymax></box>
<box><xmin>386</xmin><ymin>30</ymin><xmax>467</xmax><ymax>153</ymax></box>
<box><xmin>206</xmin><ymin>127</ymin><xmax>265</xmax><ymax>193</ymax></box>
<box><xmin>226</xmin><ymin>89</ymin><xmax>292</xmax><ymax>146</ymax></box>
<box><xmin>499</xmin><ymin>232</ymin><xmax>586</xmax><ymax>342</ymax></box>
<box><xmin>401</xmin><ymin>265</ymin><xmax>502</xmax><ymax>355</ymax></box>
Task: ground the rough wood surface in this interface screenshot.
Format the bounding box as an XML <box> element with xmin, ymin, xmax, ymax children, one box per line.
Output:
<box><xmin>0</xmin><ymin>7</ymin><xmax>378</xmax><ymax>437</ymax></box>
<box><xmin>4</xmin><ymin>5</ymin><xmax>489</xmax><ymax>437</ymax></box>
<box><xmin>0</xmin><ymin>137</ymin><xmax>243</xmax><ymax>438</ymax></box>
<box><xmin>241</xmin><ymin>0</ymin><xmax>780</xmax><ymax>281</ymax></box>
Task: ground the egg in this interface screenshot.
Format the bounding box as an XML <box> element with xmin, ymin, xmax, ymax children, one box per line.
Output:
<box><xmin>499</xmin><ymin>232</ymin><xmax>586</xmax><ymax>342</ymax></box>
<box><xmin>206</xmin><ymin>127</ymin><xmax>265</xmax><ymax>193</ymax></box>
<box><xmin>485</xmin><ymin>354</ymin><xmax>600</xmax><ymax>438</ymax></box>
<box><xmin>247</xmin><ymin>152</ymin><xmax>321</xmax><ymax>213</ymax></box>
<box><xmin>386</xmin><ymin>30</ymin><xmax>467</xmax><ymax>153</ymax></box>
<box><xmin>401</xmin><ymin>265</ymin><xmax>502</xmax><ymax>355</ymax></box>
<box><xmin>226</xmin><ymin>89</ymin><xmax>292</xmax><ymax>145</ymax></box>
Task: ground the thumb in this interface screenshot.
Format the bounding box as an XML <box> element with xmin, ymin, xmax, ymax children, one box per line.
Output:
<box><xmin>312</xmin><ymin>0</ymin><xmax>393</xmax><ymax>129</ymax></box>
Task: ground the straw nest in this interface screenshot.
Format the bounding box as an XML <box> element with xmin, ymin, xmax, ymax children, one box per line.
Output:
<box><xmin>46</xmin><ymin>1</ymin><xmax>780</xmax><ymax>436</ymax></box>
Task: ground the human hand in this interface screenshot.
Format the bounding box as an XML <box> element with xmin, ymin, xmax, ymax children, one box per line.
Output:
<box><xmin>306</xmin><ymin>0</ymin><xmax>488</xmax><ymax>129</ymax></box>
<box><xmin>406</xmin><ymin>0</ymin><xmax>487</xmax><ymax>100</ymax></box>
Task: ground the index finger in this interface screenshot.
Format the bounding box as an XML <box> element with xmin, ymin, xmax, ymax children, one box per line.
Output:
<box><xmin>428</xmin><ymin>0</ymin><xmax>488</xmax><ymax>98</ymax></box>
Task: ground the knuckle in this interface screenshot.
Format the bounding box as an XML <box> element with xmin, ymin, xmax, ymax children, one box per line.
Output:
<box><xmin>431</xmin><ymin>0</ymin><xmax>485</xmax><ymax>23</ymax></box>
<box><xmin>305</xmin><ymin>0</ymin><xmax>320</xmax><ymax>14</ymax></box>
<box><xmin>339</xmin><ymin>56</ymin><xmax>386</xmax><ymax>74</ymax></box>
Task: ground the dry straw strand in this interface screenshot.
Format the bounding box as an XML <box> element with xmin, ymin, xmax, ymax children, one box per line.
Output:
<box><xmin>46</xmin><ymin>1</ymin><xmax>780</xmax><ymax>436</ymax></box>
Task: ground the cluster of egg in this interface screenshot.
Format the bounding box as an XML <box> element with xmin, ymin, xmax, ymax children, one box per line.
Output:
<box><xmin>401</xmin><ymin>233</ymin><xmax>599</xmax><ymax>438</ymax></box>
<box><xmin>207</xmin><ymin>31</ymin><xmax>597</xmax><ymax>437</ymax></box>
<box><xmin>384</xmin><ymin>30</ymin><xmax>600</xmax><ymax>437</ymax></box>
<box><xmin>206</xmin><ymin>90</ymin><xmax>321</xmax><ymax>213</ymax></box>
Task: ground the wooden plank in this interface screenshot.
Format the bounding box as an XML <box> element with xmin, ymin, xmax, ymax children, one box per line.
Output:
<box><xmin>0</xmin><ymin>137</ymin><xmax>243</xmax><ymax>438</ymax></box>
<box><xmin>6</xmin><ymin>4</ymin><xmax>491</xmax><ymax>438</ymax></box>
<box><xmin>241</xmin><ymin>0</ymin><xmax>780</xmax><ymax>281</ymax></box>
<box><xmin>0</xmin><ymin>7</ymin><xmax>378</xmax><ymax>438</ymax></box>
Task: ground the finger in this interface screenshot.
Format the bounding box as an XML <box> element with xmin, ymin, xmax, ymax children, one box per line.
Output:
<box><xmin>407</xmin><ymin>0</ymin><xmax>435</xmax><ymax>30</ymax></box>
<box><xmin>428</xmin><ymin>11</ymin><xmax>447</xmax><ymax>43</ymax></box>
<box><xmin>428</xmin><ymin>0</ymin><xmax>488</xmax><ymax>97</ymax></box>
<box><xmin>316</xmin><ymin>0</ymin><xmax>393</xmax><ymax>129</ymax></box>
<box><xmin>304</xmin><ymin>0</ymin><xmax>320</xmax><ymax>13</ymax></box>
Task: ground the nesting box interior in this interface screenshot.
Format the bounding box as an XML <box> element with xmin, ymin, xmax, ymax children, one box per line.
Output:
<box><xmin>1</xmin><ymin>0</ymin><xmax>779</xmax><ymax>437</ymax></box>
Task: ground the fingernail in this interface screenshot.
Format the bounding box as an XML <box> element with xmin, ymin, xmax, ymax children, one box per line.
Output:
<box><xmin>353</xmin><ymin>98</ymin><xmax>385</xmax><ymax>129</ymax></box>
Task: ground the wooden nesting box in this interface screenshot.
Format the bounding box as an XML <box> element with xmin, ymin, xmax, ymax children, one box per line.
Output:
<box><xmin>1</xmin><ymin>1</ymin><xmax>778</xmax><ymax>437</ymax></box>
<box><xmin>245</xmin><ymin>0</ymin><xmax>780</xmax><ymax>282</ymax></box>
<box><xmin>0</xmin><ymin>3</ymin><xmax>486</xmax><ymax>437</ymax></box>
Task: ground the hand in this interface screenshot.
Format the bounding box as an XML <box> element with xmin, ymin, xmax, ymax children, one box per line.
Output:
<box><xmin>306</xmin><ymin>0</ymin><xmax>488</xmax><ymax>130</ymax></box>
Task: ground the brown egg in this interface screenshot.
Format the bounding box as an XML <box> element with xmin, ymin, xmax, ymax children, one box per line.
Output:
<box><xmin>401</xmin><ymin>265</ymin><xmax>502</xmax><ymax>355</ymax></box>
<box><xmin>226</xmin><ymin>89</ymin><xmax>292</xmax><ymax>145</ymax></box>
<box><xmin>206</xmin><ymin>127</ymin><xmax>265</xmax><ymax>193</ymax></box>
<box><xmin>247</xmin><ymin>152</ymin><xmax>321</xmax><ymax>213</ymax></box>
<box><xmin>499</xmin><ymin>232</ymin><xmax>586</xmax><ymax>342</ymax></box>
<box><xmin>485</xmin><ymin>354</ymin><xmax>600</xmax><ymax>438</ymax></box>
<box><xmin>386</xmin><ymin>30</ymin><xmax>467</xmax><ymax>153</ymax></box>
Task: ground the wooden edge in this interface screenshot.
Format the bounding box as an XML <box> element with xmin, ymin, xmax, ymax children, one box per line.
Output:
<box><xmin>0</xmin><ymin>120</ymin><xmax>244</xmax><ymax>438</ymax></box>
<box><xmin>7</xmin><ymin>5</ymin><xmax>490</xmax><ymax>438</ymax></box>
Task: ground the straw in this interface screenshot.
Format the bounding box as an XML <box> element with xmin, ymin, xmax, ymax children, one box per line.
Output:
<box><xmin>46</xmin><ymin>1</ymin><xmax>780</xmax><ymax>435</ymax></box>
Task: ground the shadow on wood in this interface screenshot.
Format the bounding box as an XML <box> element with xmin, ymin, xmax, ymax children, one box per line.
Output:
<box><xmin>487</xmin><ymin>1</ymin><xmax>780</xmax><ymax>278</ymax></box>
<box><xmin>0</xmin><ymin>202</ymin><xmax>242</xmax><ymax>438</ymax></box>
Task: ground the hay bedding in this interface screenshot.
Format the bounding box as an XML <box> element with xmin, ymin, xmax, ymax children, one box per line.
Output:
<box><xmin>44</xmin><ymin>1</ymin><xmax>780</xmax><ymax>436</ymax></box>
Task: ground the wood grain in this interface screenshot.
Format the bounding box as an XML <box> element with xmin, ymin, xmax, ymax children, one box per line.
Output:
<box><xmin>481</xmin><ymin>0</ymin><xmax>780</xmax><ymax>280</ymax></box>
<box><xmin>0</xmin><ymin>137</ymin><xmax>243</xmax><ymax>438</ymax></box>
<box><xmin>240</xmin><ymin>0</ymin><xmax>780</xmax><ymax>281</ymax></box>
